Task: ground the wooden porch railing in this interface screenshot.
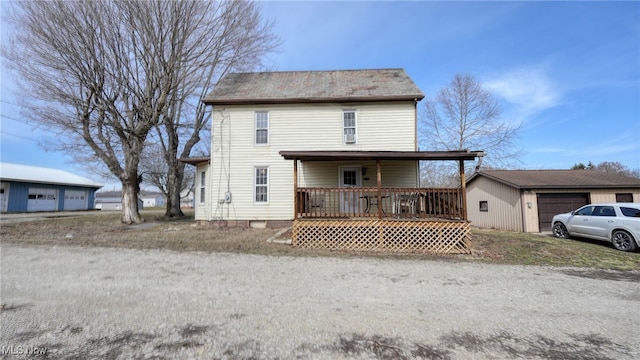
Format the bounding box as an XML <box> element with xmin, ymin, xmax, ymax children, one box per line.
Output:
<box><xmin>296</xmin><ymin>187</ymin><xmax>464</xmax><ymax>220</ymax></box>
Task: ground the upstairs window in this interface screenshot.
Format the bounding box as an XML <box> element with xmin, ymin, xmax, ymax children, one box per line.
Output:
<box><xmin>343</xmin><ymin>111</ymin><xmax>357</xmax><ymax>144</ymax></box>
<box><xmin>255</xmin><ymin>112</ymin><xmax>269</xmax><ymax>145</ymax></box>
<box><xmin>255</xmin><ymin>167</ymin><xmax>269</xmax><ymax>203</ymax></box>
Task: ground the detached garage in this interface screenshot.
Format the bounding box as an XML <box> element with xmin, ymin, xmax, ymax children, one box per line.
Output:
<box><xmin>0</xmin><ymin>162</ymin><xmax>102</xmax><ymax>213</ymax></box>
<box><xmin>466</xmin><ymin>170</ymin><xmax>640</xmax><ymax>232</ymax></box>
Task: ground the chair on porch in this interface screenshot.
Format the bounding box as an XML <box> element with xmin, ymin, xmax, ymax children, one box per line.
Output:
<box><xmin>308</xmin><ymin>194</ymin><xmax>325</xmax><ymax>216</ymax></box>
<box><xmin>394</xmin><ymin>193</ymin><xmax>417</xmax><ymax>217</ymax></box>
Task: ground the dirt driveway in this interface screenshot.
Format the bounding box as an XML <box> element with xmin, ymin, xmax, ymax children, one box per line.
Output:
<box><xmin>1</xmin><ymin>243</ymin><xmax>639</xmax><ymax>359</ymax></box>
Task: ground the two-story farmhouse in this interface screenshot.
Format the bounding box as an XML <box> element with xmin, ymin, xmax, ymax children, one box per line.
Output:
<box><xmin>185</xmin><ymin>69</ymin><xmax>484</xmax><ymax>253</ymax></box>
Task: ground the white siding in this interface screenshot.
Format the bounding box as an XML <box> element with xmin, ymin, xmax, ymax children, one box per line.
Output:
<box><xmin>208</xmin><ymin>102</ymin><xmax>418</xmax><ymax>221</ymax></box>
<box><xmin>300</xmin><ymin>160</ymin><xmax>417</xmax><ymax>188</ymax></box>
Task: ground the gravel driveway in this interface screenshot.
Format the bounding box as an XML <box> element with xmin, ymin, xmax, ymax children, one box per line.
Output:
<box><xmin>1</xmin><ymin>243</ymin><xmax>639</xmax><ymax>359</ymax></box>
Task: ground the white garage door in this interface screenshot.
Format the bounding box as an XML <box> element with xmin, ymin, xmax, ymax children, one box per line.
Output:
<box><xmin>27</xmin><ymin>188</ymin><xmax>58</xmax><ymax>212</ymax></box>
<box><xmin>64</xmin><ymin>190</ymin><xmax>88</xmax><ymax>211</ymax></box>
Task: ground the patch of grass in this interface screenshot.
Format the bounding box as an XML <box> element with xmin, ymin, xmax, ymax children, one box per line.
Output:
<box><xmin>1</xmin><ymin>211</ymin><xmax>639</xmax><ymax>270</ymax></box>
<box><xmin>471</xmin><ymin>228</ymin><xmax>640</xmax><ymax>271</ymax></box>
<box><xmin>0</xmin><ymin>210</ymin><xmax>346</xmax><ymax>258</ymax></box>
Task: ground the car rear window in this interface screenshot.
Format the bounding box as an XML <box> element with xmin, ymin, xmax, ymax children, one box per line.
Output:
<box><xmin>620</xmin><ymin>207</ymin><xmax>640</xmax><ymax>217</ymax></box>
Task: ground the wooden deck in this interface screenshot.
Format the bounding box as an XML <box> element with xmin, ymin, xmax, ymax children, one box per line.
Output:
<box><xmin>281</xmin><ymin>152</ymin><xmax>484</xmax><ymax>255</ymax></box>
<box><xmin>293</xmin><ymin>187</ymin><xmax>470</xmax><ymax>254</ymax></box>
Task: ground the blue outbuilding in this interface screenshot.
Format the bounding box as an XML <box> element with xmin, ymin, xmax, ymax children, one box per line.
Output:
<box><xmin>0</xmin><ymin>162</ymin><xmax>103</xmax><ymax>213</ymax></box>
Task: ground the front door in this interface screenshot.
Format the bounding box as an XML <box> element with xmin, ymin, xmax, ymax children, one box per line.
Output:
<box><xmin>339</xmin><ymin>167</ymin><xmax>361</xmax><ymax>214</ymax></box>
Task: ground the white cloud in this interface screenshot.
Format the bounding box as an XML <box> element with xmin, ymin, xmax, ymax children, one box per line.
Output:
<box><xmin>484</xmin><ymin>66</ymin><xmax>562</xmax><ymax>120</ymax></box>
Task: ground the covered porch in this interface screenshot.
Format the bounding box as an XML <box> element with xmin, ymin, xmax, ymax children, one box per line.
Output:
<box><xmin>280</xmin><ymin>150</ymin><xmax>484</xmax><ymax>254</ymax></box>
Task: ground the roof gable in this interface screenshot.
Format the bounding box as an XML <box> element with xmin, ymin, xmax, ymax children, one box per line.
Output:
<box><xmin>468</xmin><ymin>170</ymin><xmax>640</xmax><ymax>189</ymax></box>
<box><xmin>203</xmin><ymin>68</ymin><xmax>424</xmax><ymax>105</ymax></box>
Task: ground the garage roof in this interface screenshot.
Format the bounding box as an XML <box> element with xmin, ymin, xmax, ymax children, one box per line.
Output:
<box><xmin>467</xmin><ymin>170</ymin><xmax>640</xmax><ymax>189</ymax></box>
<box><xmin>203</xmin><ymin>68</ymin><xmax>424</xmax><ymax>105</ymax></box>
<box><xmin>0</xmin><ymin>162</ymin><xmax>103</xmax><ymax>188</ymax></box>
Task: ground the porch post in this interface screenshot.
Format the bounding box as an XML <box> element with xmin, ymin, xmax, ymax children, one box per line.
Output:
<box><xmin>377</xmin><ymin>159</ymin><xmax>382</xmax><ymax>219</ymax></box>
<box><xmin>459</xmin><ymin>159</ymin><xmax>467</xmax><ymax>220</ymax></box>
<box><xmin>293</xmin><ymin>159</ymin><xmax>298</xmax><ymax>220</ymax></box>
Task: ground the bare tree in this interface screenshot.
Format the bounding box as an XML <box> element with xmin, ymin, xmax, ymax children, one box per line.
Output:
<box><xmin>150</xmin><ymin>1</ymin><xmax>280</xmax><ymax>218</ymax></box>
<box><xmin>140</xmin><ymin>142</ymin><xmax>196</xmax><ymax>207</ymax></box>
<box><xmin>572</xmin><ymin>161</ymin><xmax>639</xmax><ymax>178</ymax></box>
<box><xmin>4</xmin><ymin>1</ymin><xmax>279</xmax><ymax>223</ymax></box>
<box><xmin>419</xmin><ymin>74</ymin><xmax>522</xmax><ymax>185</ymax></box>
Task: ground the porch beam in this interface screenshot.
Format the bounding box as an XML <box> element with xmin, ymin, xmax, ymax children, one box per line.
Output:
<box><xmin>459</xmin><ymin>160</ymin><xmax>468</xmax><ymax>221</ymax></box>
<box><xmin>293</xmin><ymin>159</ymin><xmax>298</xmax><ymax>220</ymax></box>
<box><xmin>376</xmin><ymin>160</ymin><xmax>382</xmax><ymax>219</ymax></box>
<box><xmin>280</xmin><ymin>150</ymin><xmax>485</xmax><ymax>162</ymax></box>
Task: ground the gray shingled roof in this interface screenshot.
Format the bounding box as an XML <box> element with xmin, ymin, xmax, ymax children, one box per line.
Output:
<box><xmin>468</xmin><ymin>170</ymin><xmax>640</xmax><ymax>189</ymax></box>
<box><xmin>203</xmin><ymin>68</ymin><xmax>424</xmax><ymax>105</ymax></box>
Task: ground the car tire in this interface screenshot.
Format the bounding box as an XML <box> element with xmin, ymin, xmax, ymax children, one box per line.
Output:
<box><xmin>552</xmin><ymin>222</ymin><xmax>570</xmax><ymax>239</ymax></box>
<box><xmin>611</xmin><ymin>230</ymin><xmax>638</xmax><ymax>252</ymax></box>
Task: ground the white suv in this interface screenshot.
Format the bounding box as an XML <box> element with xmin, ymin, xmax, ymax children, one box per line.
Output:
<box><xmin>552</xmin><ymin>203</ymin><xmax>640</xmax><ymax>252</ymax></box>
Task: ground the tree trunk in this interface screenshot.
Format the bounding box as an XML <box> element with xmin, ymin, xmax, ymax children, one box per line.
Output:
<box><xmin>121</xmin><ymin>181</ymin><xmax>143</xmax><ymax>224</ymax></box>
<box><xmin>164</xmin><ymin>164</ymin><xmax>184</xmax><ymax>218</ymax></box>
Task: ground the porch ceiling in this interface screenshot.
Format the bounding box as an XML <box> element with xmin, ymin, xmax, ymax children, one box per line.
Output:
<box><xmin>279</xmin><ymin>150</ymin><xmax>485</xmax><ymax>162</ymax></box>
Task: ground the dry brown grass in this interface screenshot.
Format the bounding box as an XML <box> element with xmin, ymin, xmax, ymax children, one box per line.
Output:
<box><xmin>471</xmin><ymin>228</ymin><xmax>640</xmax><ymax>271</ymax></box>
<box><xmin>1</xmin><ymin>210</ymin><xmax>639</xmax><ymax>270</ymax></box>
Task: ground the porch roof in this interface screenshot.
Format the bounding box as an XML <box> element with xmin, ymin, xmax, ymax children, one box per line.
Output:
<box><xmin>178</xmin><ymin>156</ymin><xmax>210</xmax><ymax>165</ymax></box>
<box><xmin>279</xmin><ymin>150</ymin><xmax>485</xmax><ymax>162</ymax></box>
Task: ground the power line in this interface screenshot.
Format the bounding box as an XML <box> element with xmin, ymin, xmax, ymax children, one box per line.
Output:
<box><xmin>0</xmin><ymin>113</ymin><xmax>33</xmax><ymax>125</ymax></box>
<box><xmin>0</xmin><ymin>129</ymin><xmax>40</xmax><ymax>142</ymax></box>
<box><xmin>0</xmin><ymin>99</ymin><xmax>20</xmax><ymax>107</ymax></box>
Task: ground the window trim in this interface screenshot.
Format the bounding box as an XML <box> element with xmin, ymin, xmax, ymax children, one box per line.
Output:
<box><xmin>343</xmin><ymin>110</ymin><xmax>357</xmax><ymax>144</ymax></box>
<box><xmin>255</xmin><ymin>111</ymin><xmax>269</xmax><ymax>145</ymax></box>
<box><xmin>254</xmin><ymin>166</ymin><xmax>269</xmax><ymax>204</ymax></box>
<box><xmin>199</xmin><ymin>170</ymin><xmax>206</xmax><ymax>204</ymax></box>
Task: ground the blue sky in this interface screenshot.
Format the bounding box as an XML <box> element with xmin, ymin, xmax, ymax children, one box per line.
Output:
<box><xmin>1</xmin><ymin>1</ymin><xmax>639</xmax><ymax>185</ymax></box>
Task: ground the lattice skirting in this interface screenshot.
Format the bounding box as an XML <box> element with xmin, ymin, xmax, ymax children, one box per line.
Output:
<box><xmin>292</xmin><ymin>219</ymin><xmax>471</xmax><ymax>254</ymax></box>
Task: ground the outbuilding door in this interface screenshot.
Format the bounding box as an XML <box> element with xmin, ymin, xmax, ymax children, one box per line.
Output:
<box><xmin>0</xmin><ymin>183</ymin><xmax>8</xmax><ymax>212</ymax></box>
<box><xmin>63</xmin><ymin>190</ymin><xmax>88</xmax><ymax>210</ymax></box>
<box><xmin>537</xmin><ymin>193</ymin><xmax>589</xmax><ymax>231</ymax></box>
<box><xmin>27</xmin><ymin>188</ymin><xmax>58</xmax><ymax>212</ymax></box>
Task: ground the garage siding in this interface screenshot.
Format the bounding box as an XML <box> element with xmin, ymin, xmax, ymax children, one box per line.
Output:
<box><xmin>590</xmin><ymin>189</ymin><xmax>640</xmax><ymax>203</ymax></box>
<box><xmin>466</xmin><ymin>177</ymin><xmax>523</xmax><ymax>231</ymax></box>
